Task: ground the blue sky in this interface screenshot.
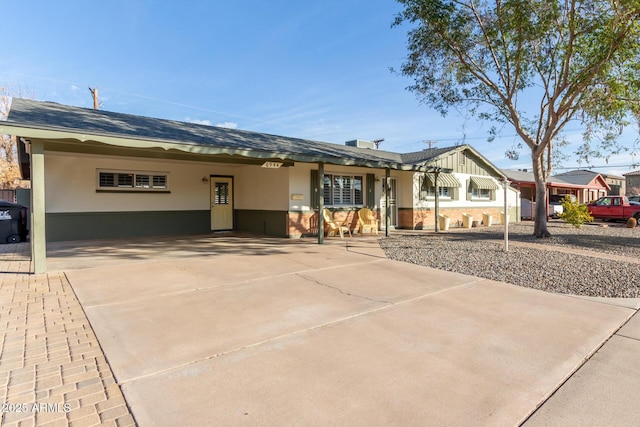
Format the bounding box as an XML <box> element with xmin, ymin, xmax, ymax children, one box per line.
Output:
<box><xmin>1</xmin><ymin>0</ymin><xmax>638</xmax><ymax>176</ymax></box>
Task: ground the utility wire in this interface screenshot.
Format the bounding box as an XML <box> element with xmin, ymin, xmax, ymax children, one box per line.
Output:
<box><xmin>1</xmin><ymin>71</ymin><xmax>264</xmax><ymax>123</ymax></box>
<box><xmin>554</xmin><ymin>164</ymin><xmax>639</xmax><ymax>171</ymax></box>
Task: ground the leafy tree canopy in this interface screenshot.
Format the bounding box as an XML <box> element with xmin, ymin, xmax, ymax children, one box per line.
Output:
<box><xmin>394</xmin><ymin>0</ymin><xmax>640</xmax><ymax>236</ymax></box>
<box><xmin>1</xmin><ymin>86</ymin><xmax>31</xmax><ymax>189</ymax></box>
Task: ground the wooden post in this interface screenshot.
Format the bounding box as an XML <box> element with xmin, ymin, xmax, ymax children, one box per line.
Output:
<box><xmin>503</xmin><ymin>179</ymin><xmax>509</xmax><ymax>252</ymax></box>
<box><xmin>318</xmin><ymin>162</ymin><xmax>324</xmax><ymax>244</ymax></box>
<box><xmin>30</xmin><ymin>140</ymin><xmax>47</xmax><ymax>273</ymax></box>
<box><xmin>385</xmin><ymin>168</ymin><xmax>390</xmax><ymax>237</ymax></box>
<box><xmin>434</xmin><ymin>170</ymin><xmax>440</xmax><ymax>232</ymax></box>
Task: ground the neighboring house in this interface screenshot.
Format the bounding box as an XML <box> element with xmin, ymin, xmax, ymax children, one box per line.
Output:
<box><xmin>601</xmin><ymin>173</ymin><xmax>626</xmax><ymax>196</ymax></box>
<box><xmin>1</xmin><ymin>99</ymin><xmax>514</xmax><ymax>272</ymax></box>
<box><xmin>624</xmin><ymin>170</ymin><xmax>640</xmax><ymax>196</ymax></box>
<box><xmin>503</xmin><ymin>169</ymin><xmax>610</xmax><ymax>219</ymax></box>
<box><xmin>553</xmin><ymin>170</ymin><xmax>617</xmax><ymax>199</ymax></box>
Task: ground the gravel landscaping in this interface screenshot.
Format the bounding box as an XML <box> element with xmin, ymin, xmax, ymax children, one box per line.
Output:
<box><xmin>379</xmin><ymin>221</ymin><xmax>640</xmax><ymax>298</ymax></box>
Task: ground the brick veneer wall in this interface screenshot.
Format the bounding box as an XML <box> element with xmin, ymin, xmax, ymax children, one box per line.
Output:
<box><xmin>289</xmin><ymin>208</ymin><xmax>506</xmax><ymax>235</ymax></box>
<box><xmin>399</xmin><ymin>207</ymin><xmax>503</xmax><ymax>229</ymax></box>
<box><xmin>288</xmin><ymin>209</ymin><xmax>370</xmax><ymax>238</ymax></box>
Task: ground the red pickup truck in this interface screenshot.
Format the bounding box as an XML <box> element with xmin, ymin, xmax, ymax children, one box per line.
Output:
<box><xmin>587</xmin><ymin>196</ymin><xmax>640</xmax><ymax>222</ymax></box>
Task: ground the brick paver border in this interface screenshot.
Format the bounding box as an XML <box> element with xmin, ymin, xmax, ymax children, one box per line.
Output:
<box><xmin>1</xmin><ymin>243</ymin><xmax>136</xmax><ymax>427</ymax></box>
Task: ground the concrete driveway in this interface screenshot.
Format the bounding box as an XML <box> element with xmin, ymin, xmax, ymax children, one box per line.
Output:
<box><xmin>54</xmin><ymin>235</ymin><xmax>637</xmax><ymax>426</ymax></box>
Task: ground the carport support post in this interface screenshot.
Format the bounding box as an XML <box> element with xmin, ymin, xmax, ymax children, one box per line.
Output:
<box><xmin>385</xmin><ymin>168</ymin><xmax>390</xmax><ymax>237</ymax></box>
<box><xmin>434</xmin><ymin>170</ymin><xmax>440</xmax><ymax>233</ymax></box>
<box><xmin>503</xmin><ymin>179</ymin><xmax>510</xmax><ymax>252</ymax></box>
<box><xmin>318</xmin><ymin>162</ymin><xmax>324</xmax><ymax>244</ymax></box>
<box><xmin>30</xmin><ymin>140</ymin><xmax>47</xmax><ymax>273</ymax></box>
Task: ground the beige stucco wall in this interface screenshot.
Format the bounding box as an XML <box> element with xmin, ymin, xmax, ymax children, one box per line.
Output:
<box><xmin>234</xmin><ymin>164</ymin><xmax>289</xmax><ymax>210</ymax></box>
<box><xmin>394</xmin><ymin>171</ymin><xmax>414</xmax><ymax>208</ymax></box>
<box><xmin>288</xmin><ymin>163</ymin><xmax>315</xmax><ymax>211</ymax></box>
<box><xmin>44</xmin><ymin>152</ymin><xmax>290</xmax><ymax>213</ymax></box>
<box><xmin>45</xmin><ymin>151</ymin><xmax>431</xmax><ymax>215</ymax></box>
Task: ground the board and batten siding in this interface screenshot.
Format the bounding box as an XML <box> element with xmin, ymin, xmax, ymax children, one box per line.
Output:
<box><xmin>427</xmin><ymin>150</ymin><xmax>494</xmax><ymax>176</ymax></box>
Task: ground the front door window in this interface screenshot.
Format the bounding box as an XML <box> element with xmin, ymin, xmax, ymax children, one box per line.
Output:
<box><xmin>211</xmin><ymin>177</ymin><xmax>233</xmax><ymax>230</ymax></box>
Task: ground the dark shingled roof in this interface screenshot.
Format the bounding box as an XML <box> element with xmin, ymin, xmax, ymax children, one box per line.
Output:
<box><xmin>3</xmin><ymin>99</ymin><xmax>502</xmax><ymax>175</ymax></box>
<box><xmin>399</xmin><ymin>146</ymin><xmax>459</xmax><ymax>164</ymax></box>
<box><xmin>553</xmin><ymin>170</ymin><xmax>601</xmax><ymax>186</ymax></box>
<box><xmin>501</xmin><ymin>169</ymin><xmax>536</xmax><ymax>183</ymax></box>
<box><xmin>5</xmin><ymin>98</ymin><xmax>417</xmax><ymax>169</ymax></box>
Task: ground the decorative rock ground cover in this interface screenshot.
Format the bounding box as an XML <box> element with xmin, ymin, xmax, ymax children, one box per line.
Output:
<box><xmin>380</xmin><ymin>221</ymin><xmax>640</xmax><ymax>298</ymax></box>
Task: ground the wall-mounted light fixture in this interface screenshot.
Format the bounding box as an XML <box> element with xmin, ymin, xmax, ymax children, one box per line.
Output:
<box><xmin>202</xmin><ymin>176</ymin><xmax>209</xmax><ymax>184</ymax></box>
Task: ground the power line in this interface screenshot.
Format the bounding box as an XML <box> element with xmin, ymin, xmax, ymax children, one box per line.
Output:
<box><xmin>1</xmin><ymin>71</ymin><xmax>264</xmax><ymax>123</ymax></box>
<box><xmin>554</xmin><ymin>164</ymin><xmax>639</xmax><ymax>171</ymax></box>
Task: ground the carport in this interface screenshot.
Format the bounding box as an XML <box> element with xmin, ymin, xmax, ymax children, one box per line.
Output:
<box><xmin>1</xmin><ymin>99</ymin><xmax>444</xmax><ymax>273</ymax></box>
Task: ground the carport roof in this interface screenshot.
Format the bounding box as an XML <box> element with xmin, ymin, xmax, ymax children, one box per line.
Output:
<box><xmin>501</xmin><ymin>169</ymin><xmax>611</xmax><ymax>190</ymax></box>
<box><xmin>2</xmin><ymin>98</ymin><xmax>450</xmax><ymax>172</ymax></box>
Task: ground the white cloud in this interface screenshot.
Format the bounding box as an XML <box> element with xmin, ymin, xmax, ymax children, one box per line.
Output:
<box><xmin>185</xmin><ymin>118</ymin><xmax>212</xmax><ymax>126</ymax></box>
<box><xmin>70</xmin><ymin>85</ymin><xmax>79</xmax><ymax>92</ymax></box>
<box><xmin>216</xmin><ymin>121</ymin><xmax>238</xmax><ymax>129</ymax></box>
<box><xmin>185</xmin><ymin>118</ymin><xmax>238</xmax><ymax>129</ymax></box>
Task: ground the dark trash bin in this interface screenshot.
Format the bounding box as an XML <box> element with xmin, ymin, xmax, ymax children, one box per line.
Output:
<box><xmin>0</xmin><ymin>200</ymin><xmax>28</xmax><ymax>244</ymax></box>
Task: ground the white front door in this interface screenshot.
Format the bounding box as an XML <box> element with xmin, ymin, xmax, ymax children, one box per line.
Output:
<box><xmin>211</xmin><ymin>176</ymin><xmax>233</xmax><ymax>230</ymax></box>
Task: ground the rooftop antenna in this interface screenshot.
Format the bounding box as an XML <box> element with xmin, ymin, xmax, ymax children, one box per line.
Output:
<box><xmin>372</xmin><ymin>138</ymin><xmax>384</xmax><ymax>149</ymax></box>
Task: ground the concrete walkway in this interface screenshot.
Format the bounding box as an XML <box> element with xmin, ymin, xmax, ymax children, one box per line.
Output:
<box><xmin>1</xmin><ymin>234</ymin><xmax>639</xmax><ymax>426</ymax></box>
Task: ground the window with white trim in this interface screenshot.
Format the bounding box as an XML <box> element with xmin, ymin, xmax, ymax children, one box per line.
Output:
<box><xmin>421</xmin><ymin>185</ymin><xmax>451</xmax><ymax>199</ymax></box>
<box><xmin>97</xmin><ymin>170</ymin><xmax>168</xmax><ymax>192</ymax></box>
<box><xmin>468</xmin><ymin>177</ymin><xmax>498</xmax><ymax>201</ymax></box>
<box><xmin>420</xmin><ymin>176</ymin><xmax>452</xmax><ymax>200</ymax></box>
<box><xmin>323</xmin><ymin>174</ymin><xmax>363</xmax><ymax>206</ymax></box>
<box><xmin>472</xmin><ymin>188</ymin><xmax>491</xmax><ymax>199</ymax></box>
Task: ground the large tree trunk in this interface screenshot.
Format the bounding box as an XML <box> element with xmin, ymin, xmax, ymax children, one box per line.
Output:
<box><xmin>532</xmin><ymin>155</ymin><xmax>551</xmax><ymax>238</ymax></box>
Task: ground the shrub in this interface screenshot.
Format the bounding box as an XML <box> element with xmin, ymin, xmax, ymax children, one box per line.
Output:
<box><xmin>627</xmin><ymin>217</ymin><xmax>637</xmax><ymax>228</ymax></box>
<box><xmin>559</xmin><ymin>195</ymin><xmax>593</xmax><ymax>228</ymax></box>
